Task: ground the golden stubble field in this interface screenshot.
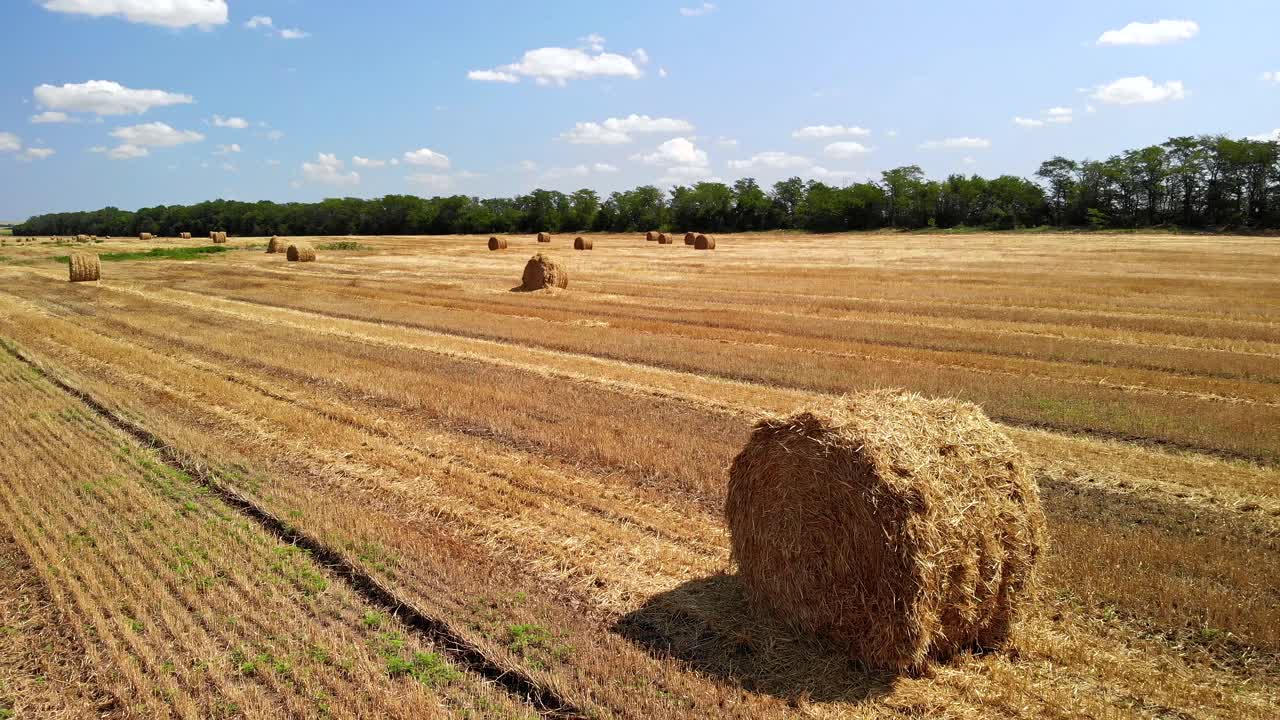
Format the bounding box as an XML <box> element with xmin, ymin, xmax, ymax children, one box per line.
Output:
<box><xmin>0</xmin><ymin>230</ymin><xmax>1277</xmax><ymax>719</ymax></box>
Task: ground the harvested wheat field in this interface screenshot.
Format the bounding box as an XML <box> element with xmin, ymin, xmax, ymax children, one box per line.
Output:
<box><xmin>0</xmin><ymin>230</ymin><xmax>1278</xmax><ymax>719</ymax></box>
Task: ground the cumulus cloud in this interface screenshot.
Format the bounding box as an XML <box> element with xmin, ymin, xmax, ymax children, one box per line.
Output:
<box><xmin>214</xmin><ymin>143</ymin><xmax>240</xmax><ymax>154</ymax></box>
<box><xmin>792</xmin><ymin>125</ymin><xmax>871</xmax><ymax>139</ymax></box>
<box><xmin>245</xmin><ymin>15</ymin><xmax>272</xmax><ymax>29</ymax></box>
<box><xmin>1247</xmin><ymin>129</ymin><xmax>1280</xmax><ymax>142</ymax></box>
<box><xmin>919</xmin><ymin>137</ymin><xmax>991</xmax><ymax>150</ymax></box>
<box><xmin>632</xmin><ymin>137</ymin><xmax>708</xmax><ymax>167</ymax></box>
<box><xmin>581</xmin><ymin>33</ymin><xmax>606</xmax><ymax>52</ymax></box>
<box><xmin>92</xmin><ymin>143</ymin><xmax>149</xmax><ymax>160</ymax></box>
<box><xmin>35</xmin><ymin>80</ymin><xmax>193</xmax><ymax>116</ymax></box>
<box><xmin>1092</xmin><ymin>76</ymin><xmax>1186</xmax><ymax>104</ymax></box>
<box><xmin>680</xmin><ymin>2</ymin><xmax>717</xmax><ymax>16</ymax></box>
<box><xmin>279</xmin><ymin>28</ymin><xmax>309</xmax><ymax>40</ymax></box>
<box><xmin>1264</xmin><ymin>71</ymin><xmax>1280</xmax><ymax>84</ymax></box>
<box><xmin>111</xmin><ymin>122</ymin><xmax>204</xmax><ymax>147</ymax></box>
<box><xmin>824</xmin><ymin>141</ymin><xmax>872</xmax><ymax>158</ymax></box>
<box><xmin>1097</xmin><ymin>19</ymin><xmax>1198</xmax><ymax>46</ymax></box>
<box><xmin>0</xmin><ymin>133</ymin><xmax>21</xmax><ymax>153</ymax></box>
<box><xmin>407</xmin><ymin>173</ymin><xmax>453</xmax><ymax>192</ymax></box>
<box><xmin>20</xmin><ymin>147</ymin><xmax>56</xmax><ymax>161</ymax></box>
<box><xmin>727</xmin><ymin>151</ymin><xmax>811</xmax><ymax>170</ymax></box>
<box><xmin>41</xmin><ymin>0</ymin><xmax>227</xmax><ymax>29</ymax></box>
<box><xmin>212</xmin><ymin>114</ymin><xmax>249</xmax><ymax>129</ymax></box>
<box><xmin>30</xmin><ymin>111</ymin><xmax>74</xmax><ymax>124</ymax></box>
<box><xmin>302</xmin><ymin>153</ymin><xmax>359</xmax><ymax>185</ymax></box>
<box><xmin>561</xmin><ymin>114</ymin><xmax>694</xmax><ymax>144</ymax></box>
<box><xmin>658</xmin><ymin>67</ymin><xmax>668</xmax><ymax>78</ymax></box>
<box><xmin>1013</xmin><ymin>116</ymin><xmax>1045</xmax><ymax>128</ymax></box>
<box><xmin>403</xmin><ymin>148</ymin><xmax>451</xmax><ymax>169</ymax></box>
<box><xmin>1046</xmin><ymin>107</ymin><xmax>1074</xmax><ymax>123</ymax></box>
<box><xmin>468</xmin><ymin>41</ymin><xmax>645</xmax><ymax>86</ymax></box>
<box><xmin>809</xmin><ymin>166</ymin><xmax>861</xmax><ymax>182</ymax></box>
<box><xmin>352</xmin><ymin>156</ymin><xmax>387</xmax><ymax>168</ymax></box>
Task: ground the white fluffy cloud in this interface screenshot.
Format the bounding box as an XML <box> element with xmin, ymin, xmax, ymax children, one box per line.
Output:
<box><xmin>1014</xmin><ymin>107</ymin><xmax>1073</xmax><ymax>128</ymax></box>
<box><xmin>824</xmin><ymin>141</ymin><xmax>872</xmax><ymax>158</ymax></box>
<box><xmin>680</xmin><ymin>3</ymin><xmax>717</xmax><ymax>16</ymax></box>
<box><xmin>1247</xmin><ymin>129</ymin><xmax>1280</xmax><ymax>142</ymax></box>
<box><xmin>1013</xmin><ymin>116</ymin><xmax>1044</xmax><ymax>128</ymax></box>
<box><xmin>30</xmin><ymin>111</ymin><xmax>73</xmax><ymax>124</ymax></box>
<box><xmin>110</xmin><ymin>122</ymin><xmax>204</xmax><ymax>147</ymax></box>
<box><xmin>792</xmin><ymin>125</ymin><xmax>871</xmax><ymax>139</ymax></box>
<box><xmin>0</xmin><ymin>133</ymin><xmax>21</xmax><ymax>153</ymax></box>
<box><xmin>212</xmin><ymin>114</ymin><xmax>249</xmax><ymax>129</ymax></box>
<box><xmin>810</xmin><ymin>166</ymin><xmax>861</xmax><ymax>182</ymax></box>
<box><xmin>34</xmin><ymin>80</ymin><xmax>193</xmax><ymax>116</ymax></box>
<box><xmin>1092</xmin><ymin>76</ymin><xmax>1186</xmax><ymax>105</ymax></box>
<box><xmin>1096</xmin><ymin>19</ymin><xmax>1198</xmax><ymax>47</ymax></box>
<box><xmin>279</xmin><ymin>28</ymin><xmax>309</xmax><ymax>40</ymax></box>
<box><xmin>1263</xmin><ymin>71</ymin><xmax>1280</xmax><ymax>84</ymax></box>
<box><xmin>403</xmin><ymin>148</ymin><xmax>451</xmax><ymax>169</ymax></box>
<box><xmin>245</xmin><ymin>15</ymin><xmax>272</xmax><ymax>29</ymax></box>
<box><xmin>92</xmin><ymin>144</ymin><xmax>149</xmax><ymax>160</ymax></box>
<box><xmin>41</xmin><ymin>0</ymin><xmax>227</xmax><ymax>28</ymax></box>
<box><xmin>593</xmin><ymin>162</ymin><xmax>618</xmax><ymax>173</ymax></box>
<box><xmin>561</xmin><ymin>114</ymin><xmax>694</xmax><ymax>144</ymax></box>
<box><xmin>20</xmin><ymin>147</ymin><xmax>56</xmax><ymax>161</ymax></box>
<box><xmin>302</xmin><ymin>153</ymin><xmax>360</xmax><ymax>185</ymax></box>
<box><xmin>919</xmin><ymin>137</ymin><xmax>991</xmax><ymax>150</ymax></box>
<box><xmin>407</xmin><ymin>173</ymin><xmax>453</xmax><ymax>192</ymax></box>
<box><xmin>633</xmin><ymin>137</ymin><xmax>708</xmax><ymax>167</ymax></box>
<box><xmin>469</xmin><ymin>42</ymin><xmax>645</xmax><ymax>86</ymax></box>
<box><xmin>728</xmin><ymin>151</ymin><xmax>811</xmax><ymax>170</ymax></box>
<box><xmin>352</xmin><ymin>156</ymin><xmax>387</xmax><ymax>168</ymax></box>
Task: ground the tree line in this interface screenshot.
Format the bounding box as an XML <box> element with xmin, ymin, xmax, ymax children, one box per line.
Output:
<box><xmin>15</xmin><ymin>134</ymin><xmax>1280</xmax><ymax>237</ymax></box>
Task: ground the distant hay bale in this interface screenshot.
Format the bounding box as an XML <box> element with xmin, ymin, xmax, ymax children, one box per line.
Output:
<box><xmin>488</xmin><ymin>236</ymin><xmax>509</xmax><ymax>251</ymax></box>
<box><xmin>645</xmin><ymin>231</ymin><xmax>657</xmax><ymax>242</ymax></box>
<box><xmin>180</xmin><ymin>232</ymin><xmax>192</xmax><ymax>240</ymax></box>
<box><xmin>287</xmin><ymin>243</ymin><xmax>316</xmax><ymax>262</ymax></box>
<box><xmin>68</xmin><ymin>253</ymin><xmax>100</xmax><ymax>282</ymax></box>
<box><xmin>266</xmin><ymin>236</ymin><xmax>285</xmax><ymax>253</ymax></box>
<box><xmin>138</xmin><ymin>232</ymin><xmax>153</xmax><ymax>241</ymax></box>
<box><xmin>657</xmin><ymin>232</ymin><xmax>672</xmax><ymax>244</ymax></box>
<box><xmin>683</xmin><ymin>232</ymin><xmax>697</xmax><ymax>245</ymax></box>
<box><xmin>725</xmin><ymin>391</ymin><xmax>1046</xmax><ymax>672</ymax></box>
<box><xmin>212</xmin><ymin>231</ymin><xmax>228</xmax><ymax>244</ymax></box>
<box><xmin>573</xmin><ymin>236</ymin><xmax>593</xmax><ymax>250</ymax></box>
<box><xmin>520</xmin><ymin>252</ymin><xmax>568</xmax><ymax>290</ymax></box>
<box><xmin>537</xmin><ymin>232</ymin><xmax>551</xmax><ymax>243</ymax></box>
<box><xmin>695</xmin><ymin>234</ymin><xmax>716</xmax><ymax>250</ymax></box>
<box><xmin>76</xmin><ymin>234</ymin><xmax>89</xmax><ymax>242</ymax></box>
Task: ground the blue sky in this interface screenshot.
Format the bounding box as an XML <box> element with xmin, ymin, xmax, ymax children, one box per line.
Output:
<box><xmin>2</xmin><ymin>0</ymin><xmax>1278</xmax><ymax>219</ymax></box>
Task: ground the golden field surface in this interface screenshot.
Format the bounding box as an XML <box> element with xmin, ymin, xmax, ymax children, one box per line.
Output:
<box><xmin>0</xmin><ymin>230</ymin><xmax>1278</xmax><ymax>719</ymax></box>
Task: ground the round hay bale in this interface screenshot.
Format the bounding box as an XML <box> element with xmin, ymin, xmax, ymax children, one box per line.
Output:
<box><xmin>657</xmin><ymin>232</ymin><xmax>672</xmax><ymax>244</ymax></box>
<box><xmin>573</xmin><ymin>236</ymin><xmax>592</xmax><ymax>250</ymax></box>
<box><xmin>138</xmin><ymin>232</ymin><xmax>153</xmax><ymax>241</ymax></box>
<box><xmin>180</xmin><ymin>232</ymin><xmax>192</xmax><ymax>240</ymax></box>
<box><xmin>683</xmin><ymin>232</ymin><xmax>697</xmax><ymax>245</ymax></box>
<box><xmin>212</xmin><ymin>231</ymin><xmax>228</xmax><ymax>244</ymax></box>
<box><xmin>488</xmin><ymin>236</ymin><xmax>509</xmax><ymax>251</ymax></box>
<box><xmin>287</xmin><ymin>243</ymin><xmax>316</xmax><ymax>262</ymax></box>
<box><xmin>725</xmin><ymin>391</ymin><xmax>1046</xmax><ymax>672</ymax></box>
<box><xmin>68</xmin><ymin>253</ymin><xmax>100</xmax><ymax>282</ymax></box>
<box><xmin>266</xmin><ymin>236</ymin><xmax>285</xmax><ymax>253</ymax></box>
<box><xmin>520</xmin><ymin>252</ymin><xmax>568</xmax><ymax>290</ymax></box>
<box><xmin>695</xmin><ymin>234</ymin><xmax>716</xmax><ymax>250</ymax></box>
<box><xmin>645</xmin><ymin>231</ymin><xmax>657</xmax><ymax>242</ymax></box>
<box><xmin>537</xmin><ymin>232</ymin><xmax>551</xmax><ymax>243</ymax></box>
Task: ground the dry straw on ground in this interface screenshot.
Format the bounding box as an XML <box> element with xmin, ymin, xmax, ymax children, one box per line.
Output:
<box><xmin>521</xmin><ymin>252</ymin><xmax>568</xmax><ymax>290</ymax></box>
<box><xmin>488</xmin><ymin>236</ymin><xmax>509</xmax><ymax>251</ymax></box>
<box><xmin>657</xmin><ymin>233</ymin><xmax>672</xmax><ymax>244</ymax></box>
<box><xmin>695</xmin><ymin>234</ymin><xmax>716</xmax><ymax>250</ymax></box>
<box><xmin>646</xmin><ymin>231</ymin><xmax>657</xmax><ymax>242</ymax></box>
<box><xmin>574</xmin><ymin>236</ymin><xmax>593</xmax><ymax>250</ymax></box>
<box><xmin>180</xmin><ymin>232</ymin><xmax>192</xmax><ymax>240</ymax></box>
<box><xmin>725</xmin><ymin>390</ymin><xmax>1047</xmax><ymax>672</ymax></box>
<box><xmin>684</xmin><ymin>232</ymin><xmax>697</xmax><ymax>245</ymax></box>
<box><xmin>68</xmin><ymin>253</ymin><xmax>100</xmax><ymax>282</ymax></box>
<box><xmin>537</xmin><ymin>232</ymin><xmax>551</xmax><ymax>243</ymax></box>
<box><xmin>287</xmin><ymin>243</ymin><xmax>316</xmax><ymax>262</ymax></box>
<box><xmin>138</xmin><ymin>232</ymin><xmax>153</xmax><ymax>241</ymax></box>
<box><xmin>266</xmin><ymin>236</ymin><xmax>285</xmax><ymax>253</ymax></box>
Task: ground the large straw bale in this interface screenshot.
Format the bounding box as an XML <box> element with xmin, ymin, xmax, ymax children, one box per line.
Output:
<box><xmin>68</xmin><ymin>253</ymin><xmax>100</xmax><ymax>282</ymax></box>
<box><xmin>266</xmin><ymin>236</ymin><xmax>285</xmax><ymax>253</ymax></box>
<box><xmin>695</xmin><ymin>234</ymin><xmax>716</xmax><ymax>250</ymax></box>
<box><xmin>520</xmin><ymin>253</ymin><xmax>568</xmax><ymax>290</ymax></box>
<box><xmin>287</xmin><ymin>243</ymin><xmax>316</xmax><ymax>262</ymax></box>
<box><xmin>573</xmin><ymin>236</ymin><xmax>593</xmax><ymax>250</ymax></box>
<box><xmin>488</xmin><ymin>236</ymin><xmax>509</xmax><ymax>250</ymax></box>
<box><xmin>537</xmin><ymin>232</ymin><xmax>551</xmax><ymax>243</ymax></box>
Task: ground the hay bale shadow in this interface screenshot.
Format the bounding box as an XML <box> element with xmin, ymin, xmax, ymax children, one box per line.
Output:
<box><xmin>613</xmin><ymin>573</ymin><xmax>898</xmax><ymax>704</ymax></box>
